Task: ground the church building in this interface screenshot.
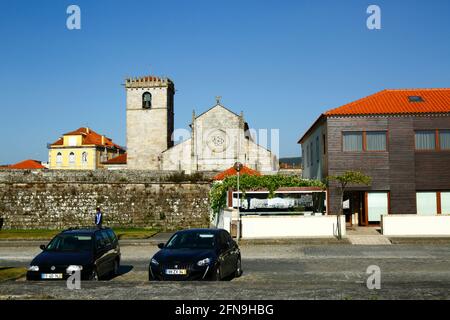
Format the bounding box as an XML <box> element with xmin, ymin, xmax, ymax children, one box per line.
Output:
<box><xmin>124</xmin><ymin>75</ymin><xmax>278</xmax><ymax>173</ymax></box>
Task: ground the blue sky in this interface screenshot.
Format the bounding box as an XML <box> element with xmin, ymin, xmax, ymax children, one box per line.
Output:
<box><xmin>0</xmin><ymin>0</ymin><xmax>449</xmax><ymax>164</ymax></box>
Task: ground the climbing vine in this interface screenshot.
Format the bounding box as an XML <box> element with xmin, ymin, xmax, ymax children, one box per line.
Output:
<box><xmin>210</xmin><ymin>174</ymin><xmax>325</xmax><ymax>216</ymax></box>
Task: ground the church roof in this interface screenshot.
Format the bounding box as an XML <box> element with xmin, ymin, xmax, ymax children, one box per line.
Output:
<box><xmin>191</xmin><ymin>104</ymin><xmax>249</xmax><ymax>131</ymax></box>
<box><xmin>194</xmin><ymin>103</ymin><xmax>241</xmax><ymax>120</ymax></box>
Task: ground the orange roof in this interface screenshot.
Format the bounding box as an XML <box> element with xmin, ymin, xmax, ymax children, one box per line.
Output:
<box><xmin>8</xmin><ymin>159</ymin><xmax>46</xmax><ymax>170</ymax></box>
<box><xmin>50</xmin><ymin>127</ymin><xmax>124</xmax><ymax>150</ymax></box>
<box><xmin>52</xmin><ymin>138</ymin><xmax>64</xmax><ymax>146</ymax></box>
<box><xmin>299</xmin><ymin>88</ymin><xmax>450</xmax><ymax>143</ymax></box>
<box><xmin>102</xmin><ymin>153</ymin><xmax>127</xmax><ymax>165</ymax></box>
<box><xmin>325</xmin><ymin>88</ymin><xmax>450</xmax><ymax>116</ymax></box>
<box><xmin>213</xmin><ymin>166</ymin><xmax>261</xmax><ymax>181</ymax></box>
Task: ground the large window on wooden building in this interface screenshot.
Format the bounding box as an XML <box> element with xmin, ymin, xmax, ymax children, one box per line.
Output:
<box><xmin>416</xmin><ymin>192</ymin><xmax>437</xmax><ymax>215</ymax></box>
<box><xmin>415</xmin><ymin>130</ymin><xmax>436</xmax><ymax>150</ymax></box>
<box><xmin>367</xmin><ymin>192</ymin><xmax>389</xmax><ymax>223</ymax></box>
<box><xmin>416</xmin><ymin>191</ymin><xmax>450</xmax><ymax>215</ymax></box>
<box><xmin>343</xmin><ymin>131</ymin><xmax>387</xmax><ymax>152</ymax></box>
<box><xmin>343</xmin><ymin>132</ymin><xmax>363</xmax><ymax>151</ymax></box>
<box><xmin>439</xmin><ymin>130</ymin><xmax>450</xmax><ymax>150</ymax></box>
<box><xmin>441</xmin><ymin>192</ymin><xmax>450</xmax><ymax>214</ymax></box>
<box><xmin>366</xmin><ymin>132</ymin><xmax>387</xmax><ymax>151</ymax></box>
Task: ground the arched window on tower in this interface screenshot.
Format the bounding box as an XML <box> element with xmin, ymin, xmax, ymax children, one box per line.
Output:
<box><xmin>142</xmin><ymin>92</ymin><xmax>152</xmax><ymax>109</ymax></box>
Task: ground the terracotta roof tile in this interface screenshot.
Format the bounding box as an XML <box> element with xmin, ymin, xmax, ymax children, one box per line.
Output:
<box><xmin>213</xmin><ymin>166</ymin><xmax>261</xmax><ymax>181</ymax></box>
<box><xmin>102</xmin><ymin>153</ymin><xmax>127</xmax><ymax>165</ymax></box>
<box><xmin>325</xmin><ymin>88</ymin><xmax>450</xmax><ymax>116</ymax></box>
<box><xmin>51</xmin><ymin>138</ymin><xmax>64</xmax><ymax>146</ymax></box>
<box><xmin>8</xmin><ymin>159</ymin><xmax>46</xmax><ymax>170</ymax></box>
<box><xmin>50</xmin><ymin>127</ymin><xmax>124</xmax><ymax>150</ymax></box>
<box><xmin>299</xmin><ymin>88</ymin><xmax>450</xmax><ymax>144</ymax></box>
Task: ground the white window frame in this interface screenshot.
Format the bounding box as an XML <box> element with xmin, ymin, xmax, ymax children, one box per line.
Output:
<box><xmin>69</xmin><ymin>152</ymin><xmax>76</xmax><ymax>166</ymax></box>
<box><xmin>81</xmin><ymin>152</ymin><xmax>88</xmax><ymax>165</ymax></box>
<box><xmin>56</xmin><ymin>152</ymin><xmax>62</xmax><ymax>166</ymax></box>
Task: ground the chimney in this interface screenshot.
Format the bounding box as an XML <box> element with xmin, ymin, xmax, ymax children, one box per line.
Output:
<box><xmin>86</xmin><ymin>127</ymin><xmax>90</xmax><ymax>134</ymax></box>
<box><xmin>101</xmin><ymin>135</ymin><xmax>105</xmax><ymax>145</ymax></box>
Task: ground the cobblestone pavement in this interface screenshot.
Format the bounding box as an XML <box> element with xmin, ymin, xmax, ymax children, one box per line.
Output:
<box><xmin>1</xmin><ymin>243</ymin><xmax>450</xmax><ymax>299</ymax></box>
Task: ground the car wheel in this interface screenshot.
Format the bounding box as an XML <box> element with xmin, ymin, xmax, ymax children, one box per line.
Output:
<box><xmin>111</xmin><ymin>259</ymin><xmax>119</xmax><ymax>277</ymax></box>
<box><xmin>212</xmin><ymin>265</ymin><xmax>222</xmax><ymax>281</ymax></box>
<box><xmin>90</xmin><ymin>268</ymin><xmax>99</xmax><ymax>281</ymax></box>
<box><xmin>235</xmin><ymin>257</ymin><xmax>243</xmax><ymax>278</ymax></box>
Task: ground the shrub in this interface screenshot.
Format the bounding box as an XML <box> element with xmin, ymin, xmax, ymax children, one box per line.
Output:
<box><xmin>209</xmin><ymin>174</ymin><xmax>325</xmax><ymax>215</ymax></box>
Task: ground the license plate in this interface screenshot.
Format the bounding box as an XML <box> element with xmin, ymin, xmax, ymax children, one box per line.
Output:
<box><xmin>165</xmin><ymin>269</ymin><xmax>187</xmax><ymax>275</ymax></box>
<box><xmin>41</xmin><ymin>273</ymin><xmax>63</xmax><ymax>279</ymax></box>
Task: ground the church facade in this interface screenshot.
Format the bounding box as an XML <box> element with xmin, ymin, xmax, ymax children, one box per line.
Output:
<box><xmin>125</xmin><ymin>75</ymin><xmax>278</xmax><ymax>173</ymax></box>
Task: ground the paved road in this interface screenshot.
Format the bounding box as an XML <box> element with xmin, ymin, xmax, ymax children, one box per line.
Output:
<box><xmin>1</xmin><ymin>243</ymin><xmax>450</xmax><ymax>299</ymax></box>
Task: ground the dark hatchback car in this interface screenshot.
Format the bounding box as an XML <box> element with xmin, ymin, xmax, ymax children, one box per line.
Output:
<box><xmin>26</xmin><ymin>227</ymin><xmax>120</xmax><ymax>281</ymax></box>
<box><xmin>149</xmin><ymin>228</ymin><xmax>242</xmax><ymax>281</ymax></box>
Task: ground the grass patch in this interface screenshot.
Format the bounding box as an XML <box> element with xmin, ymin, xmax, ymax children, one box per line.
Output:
<box><xmin>0</xmin><ymin>228</ymin><xmax>160</xmax><ymax>240</ymax></box>
<box><xmin>0</xmin><ymin>229</ymin><xmax>61</xmax><ymax>240</ymax></box>
<box><xmin>112</xmin><ymin>228</ymin><xmax>159</xmax><ymax>240</ymax></box>
<box><xmin>0</xmin><ymin>267</ymin><xmax>27</xmax><ymax>282</ymax></box>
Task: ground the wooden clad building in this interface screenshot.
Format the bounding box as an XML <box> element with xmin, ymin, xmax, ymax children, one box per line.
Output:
<box><xmin>299</xmin><ymin>88</ymin><xmax>450</xmax><ymax>226</ymax></box>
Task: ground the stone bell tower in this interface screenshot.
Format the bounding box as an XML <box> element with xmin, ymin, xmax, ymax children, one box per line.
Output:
<box><xmin>126</xmin><ymin>76</ymin><xmax>175</xmax><ymax>170</ymax></box>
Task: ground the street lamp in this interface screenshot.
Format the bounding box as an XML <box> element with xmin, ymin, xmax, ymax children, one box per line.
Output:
<box><xmin>234</xmin><ymin>161</ymin><xmax>243</xmax><ymax>242</ymax></box>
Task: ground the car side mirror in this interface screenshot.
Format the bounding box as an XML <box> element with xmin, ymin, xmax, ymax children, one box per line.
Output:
<box><xmin>39</xmin><ymin>245</ymin><xmax>46</xmax><ymax>251</ymax></box>
<box><xmin>157</xmin><ymin>243</ymin><xmax>165</xmax><ymax>249</ymax></box>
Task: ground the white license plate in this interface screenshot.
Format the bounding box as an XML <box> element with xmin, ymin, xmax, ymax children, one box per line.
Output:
<box><xmin>41</xmin><ymin>273</ymin><xmax>63</xmax><ymax>279</ymax></box>
<box><xmin>165</xmin><ymin>269</ymin><xmax>187</xmax><ymax>275</ymax></box>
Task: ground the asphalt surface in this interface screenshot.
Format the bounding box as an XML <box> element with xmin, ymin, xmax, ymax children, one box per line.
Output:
<box><xmin>1</xmin><ymin>243</ymin><xmax>450</xmax><ymax>299</ymax></box>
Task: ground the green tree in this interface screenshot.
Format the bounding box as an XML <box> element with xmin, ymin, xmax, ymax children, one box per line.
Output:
<box><xmin>327</xmin><ymin>171</ymin><xmax>372</xmax><ymax>240</ymax></box>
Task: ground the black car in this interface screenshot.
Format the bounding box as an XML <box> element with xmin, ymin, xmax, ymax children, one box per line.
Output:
<box><xmin>149</xmin><ymin>228</ymin><xmax>242</xmax><ymax>281</ymax></box>
<box><xmin>26</xmin><ymin>227</ymin><xmax>121</xmax><ymax>281</ymax></box>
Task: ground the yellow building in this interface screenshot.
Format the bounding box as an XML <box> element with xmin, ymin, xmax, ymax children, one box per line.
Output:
<box><xmin>48</xmin><ymin>127</ymin><xmax>125</xmax><ymax>170</ymax></box>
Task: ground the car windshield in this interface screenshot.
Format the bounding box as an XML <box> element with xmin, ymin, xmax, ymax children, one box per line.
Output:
<box><xmin>45</xmin><ymin>234</ymin><xmax>93</xmax><ymax>252</ymax></box>
<box><xmin>165</xmin><ymin>232</ymin><xmax>216</xmax><ymax>249</ymax></box>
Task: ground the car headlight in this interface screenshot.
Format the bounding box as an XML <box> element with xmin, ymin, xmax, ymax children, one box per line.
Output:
<box><xmin>66</xmin><ymin>265</ymin><xmax>83</xmax><ymax>273</ymax></box>
<box><xmin>151</xmin><ymin>258</ymin><xmax>159</xmax><ymax>266</ymax></box>
<box><xmin>28</xmin><ymin>265</ymin><xmax>39</xmax><ymax>272</ymax></box>
<box><xmin>197</xmin><ymin>258</ymin><xmax>211</xmax><ymax>267</ymax></box>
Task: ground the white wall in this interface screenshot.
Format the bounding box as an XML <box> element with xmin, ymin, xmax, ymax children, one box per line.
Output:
<box><xmin>382</xmin><ymin>215</ymin><xmax>450</xmax><ymax>236</ymax></box>
<box><xmin>301</xmin><ymin>122</ymin><xmax>326</xmax><ymax>180</ymax></box>
<box><xmin>161</xmin><ymin>139</ymin><xmax>192</xmax><ymax>171</ymax></box>
<box><xmin>241</xmin><ymin>215</ymin><xmax>346</xmax><ymax>239</ymax></box>
<box><xmin>213</xmin><ymin>209</ymin><xmax>232</xmax><ymax>234</ymax></box>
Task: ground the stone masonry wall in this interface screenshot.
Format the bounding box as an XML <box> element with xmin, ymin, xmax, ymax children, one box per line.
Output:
<box><xmin>0</xmin><ymin>170</ymin><xmax>212</xmax><ymax>230</ymax></box>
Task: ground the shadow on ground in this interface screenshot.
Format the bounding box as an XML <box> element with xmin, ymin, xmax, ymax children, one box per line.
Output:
<box><xmin>111</xmin><ymin>265</ymin><xmax>133</xmax><ymax>279</ymax></box>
